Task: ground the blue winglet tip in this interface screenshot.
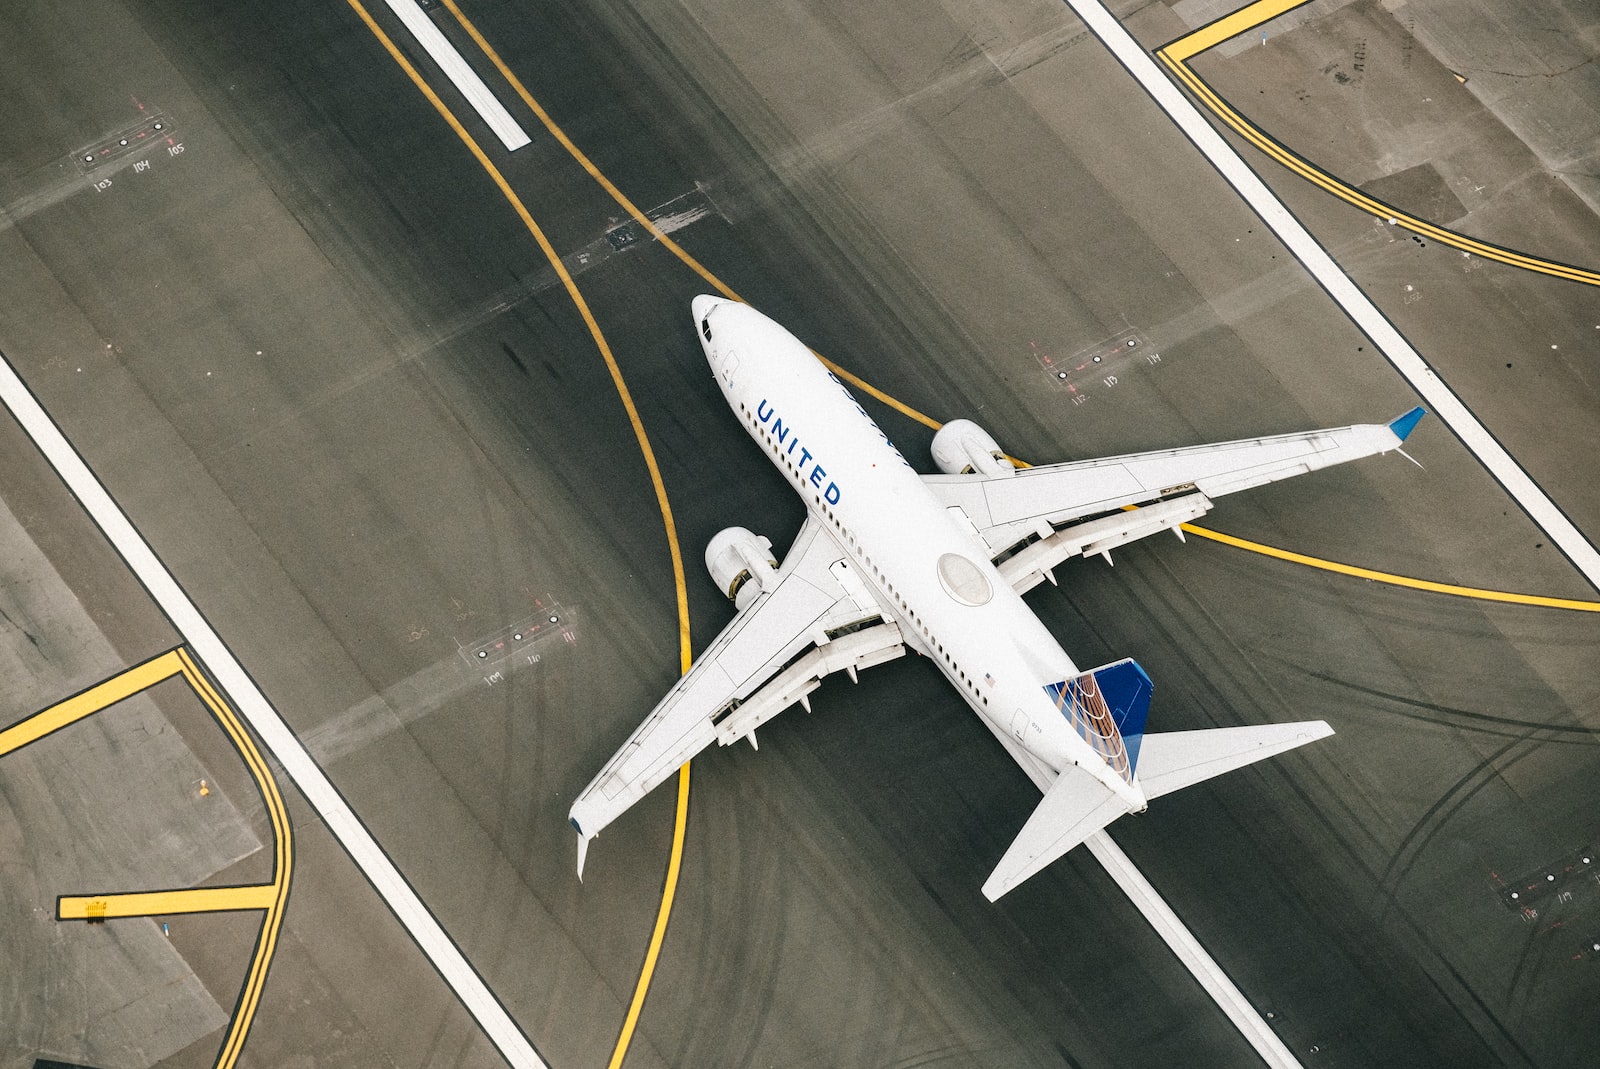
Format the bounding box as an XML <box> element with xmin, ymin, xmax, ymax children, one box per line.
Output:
<box><xmin>1389</xmin><ymin>406</ymin><xmax>1426</xmax><ymax>442</ymax></box>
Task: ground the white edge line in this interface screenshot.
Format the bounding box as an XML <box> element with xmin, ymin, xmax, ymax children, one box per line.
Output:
<box><xmin>381</xmin><ymin>0</ymin><xmax>532</xmax><ymax>152</ymax></box>
<box><xmin>1061</xmin><ymin>0</ymin><xmax>1600</xmax><ymax>591</ymax></box>
<box><xmin>1087</xmin><ymin>832</ymin><xmax>1302</xmax><ymax>1068</ymax></box>
<box><xmin>0</xmin><ymin>356</ymin><xmax>547</xmax><ymax>1069</ymax></box>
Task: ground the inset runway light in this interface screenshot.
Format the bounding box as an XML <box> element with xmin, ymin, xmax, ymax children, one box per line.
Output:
<box><xmin>513</xmin><ymin>633</ymin><xmax>523</xmax><ymax>641</ymax></box>
<box><xmin>477</xmin><ymin>650</ymin><xmax>487</xmax><ymax>658</ymax></box>
<box><xmin>549</xmin><ymin>615</ymin><xmax>558</xmax><ymax>624</ymax></box>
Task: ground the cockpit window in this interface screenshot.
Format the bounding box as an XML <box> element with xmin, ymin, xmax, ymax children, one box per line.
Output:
<box><xmin>701</xmin><ymin>319</ymin><xmax>712</xmax><ymax>342</ymax></box>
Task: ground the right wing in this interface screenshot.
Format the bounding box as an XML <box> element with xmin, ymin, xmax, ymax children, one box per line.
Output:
<box><xmin>568</xmin><ymin>516</ymin><xmax>903</xmax><ymax>873</ymax></box>
<box><xmin>927</xmin><ymin>409</ymin><xmax>1424</xmax><ymax>592</ymax></box>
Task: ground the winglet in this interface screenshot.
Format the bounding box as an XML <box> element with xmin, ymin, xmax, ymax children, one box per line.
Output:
<box><xmin>572</xmin><ymin>816</ymin><xmax>590</xmax><ymax>881</ymax></box>
<box><xmin>1388</xmin><ymin>406</ymin><xmax>1426</xmax><ymax>442</ymax></box>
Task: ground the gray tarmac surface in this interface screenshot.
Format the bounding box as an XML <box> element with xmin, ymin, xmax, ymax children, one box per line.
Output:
<box><xmin>1</xmin><ymin>0</ymin><xmax>1598</xmax><ymax>1066</ymax></box>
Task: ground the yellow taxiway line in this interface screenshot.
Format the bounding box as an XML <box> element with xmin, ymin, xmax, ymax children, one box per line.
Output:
<box><xmin>434</xmin><ymin>0</ymin><xmax>943</xmax><ymax>436</ymax></box>
<box><xmin>1162</xmin><ymin>0</ymin><xmax>1312</xmax><ymax>63</ymax></box>
<box><xmin>345</xmin><ymin>5</ymin><xmax>698</xmax><ymax>1065</ymax></box>
<box><xmin>59</xmin><ymin>884</ymin><xmax>280</xmax><ymax>920</ymax></box>
<box><xmin>4</xmin><ymin>647</ymin><xmax>293</xmax><ymax>1069</ymax></box>
<box><xmin>0</xmin><ymin>651</ymin><xmax>179</xmax><ymax>758</ymax></box>
<box><xmin>350</xmin><ymin>4</ymin><xmax>1600</xmax><ymax>1064</ymax></box>
<box><xmin>1156</xmin><ymin>1</ymin><xmax>1600</xmax><ymax>287</ymax></box>
<box><xmin>1180</xmin><ymin>523</ymin><xmax>1600</xmax><ymax>611</ymax></box>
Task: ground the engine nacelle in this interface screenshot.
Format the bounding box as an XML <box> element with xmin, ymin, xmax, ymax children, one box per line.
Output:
<box><xmin>705</xmin><ymin>526</ymin><xmax>779</xmax><ymax>610</ymax></box>
<box><xmin>931</xmin><ymin>419</ymin><xmax>1015</xmax><ymax>477</ymax></box>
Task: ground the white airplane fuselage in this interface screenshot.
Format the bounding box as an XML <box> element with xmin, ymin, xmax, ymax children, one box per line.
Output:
<box><xmin>694</xmin><ymin>295</ymin><xmax>1145</xmax><ymax>811</ymax></box>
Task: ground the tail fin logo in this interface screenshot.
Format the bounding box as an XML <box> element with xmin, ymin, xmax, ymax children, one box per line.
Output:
<box><xmin>1044</xmin><ymin>658</ymin><xmax>1153</xmax><ymax>782</ymax></box>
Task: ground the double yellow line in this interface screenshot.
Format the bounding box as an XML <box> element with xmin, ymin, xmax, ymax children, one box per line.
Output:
<box><xmin>4</xmin><ymin>647</ymin><xmax>292</xmax><ymax>1069</ymax></box>
<box><xmin>1156</xmin><ymin>0</ymin><xmax>1600</xmax><ymax>286</ymax></box>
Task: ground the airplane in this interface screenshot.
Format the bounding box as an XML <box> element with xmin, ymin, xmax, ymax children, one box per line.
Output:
<box><xmin>569</xmin><ymin>295</ymin><xmax>1425</xmax><ymax>901</ymax></box>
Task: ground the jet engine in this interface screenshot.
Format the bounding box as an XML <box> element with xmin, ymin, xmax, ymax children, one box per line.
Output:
<box><xmin>705</xmin><ymin>526</ymin><xmax>778</xmax><ymax>610</ymax></box>
<box><xmin>931</xmin><ymin>419</ymin><xmax>1016</xmax><ymax>477</ymax></box>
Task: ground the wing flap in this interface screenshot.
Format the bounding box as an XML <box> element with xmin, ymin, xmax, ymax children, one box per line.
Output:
<box><xmin>926</xmin><ymin>414</ymin><xmax>1422</xmax><ymax>555</ymax></box>
<box><xmin>570</xmin><ymin>517</ymin><xmax>891</xmax><ymax>861</ymax></box>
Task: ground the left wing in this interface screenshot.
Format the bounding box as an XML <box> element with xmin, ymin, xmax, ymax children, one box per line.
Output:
<box><xmin>927</xmin><ymin>409</ymin><xmax>1423</xmax><ymax>592</ymax></box>
<box><xmin>568</xmin><ymin>516</ymin><xmax>903</xmax><ymax>873</ymax></box>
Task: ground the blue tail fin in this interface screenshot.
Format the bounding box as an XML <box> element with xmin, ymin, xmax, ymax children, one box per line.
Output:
<box><xmin>1043</xmin><ymin>658</ymin><xmax>1153</xmax><ymax>778</ymax></box>
<box><xmin>1094</xmin><ymin>659</ymin><xmax>1152</xmax><ymax>773</ymax></box>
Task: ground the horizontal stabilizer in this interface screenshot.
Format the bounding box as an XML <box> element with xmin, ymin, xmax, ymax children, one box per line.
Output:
<box><xmin>1135</xmin><ymin>721</ymin><xmax>1333</xmax><ymax>801</ymax></box>
<box><xmin>982</xmin><ymin>772</ymin><xmax>1133</xmax><ymax>902</ymax></box>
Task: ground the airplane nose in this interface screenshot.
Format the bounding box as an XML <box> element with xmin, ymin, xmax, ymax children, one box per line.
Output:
<box><xmin>691</xmin><ymin>294</ymin><xmax>726</xmax><ymax>322</ymax></box>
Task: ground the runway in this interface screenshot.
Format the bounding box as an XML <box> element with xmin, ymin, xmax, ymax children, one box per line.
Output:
<box><xmin>1</xmin><ymin>0</ymin><xmax>1598</xmax><ymax>1067</ymax></box>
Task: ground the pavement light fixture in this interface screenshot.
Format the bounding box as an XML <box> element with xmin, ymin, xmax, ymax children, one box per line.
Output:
<box><xmin>549</xmin><ymin>615</ymin><xmax>558</xmax><ymax>623</ymax></box>
<box><xmin>477</xmin><ymin>650</ymin><xmax>487</xmax><ymax>658</ymax></box>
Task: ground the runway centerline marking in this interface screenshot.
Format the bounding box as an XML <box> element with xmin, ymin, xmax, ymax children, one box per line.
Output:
<box><xmin>1156</xmin><ymin>0</ymin><xmax>1600</xmax><ymax>286</ymax></box>
<box><xmin>376</xmin><ymin>0</ymin><xmax>529</xmax><ymax>150</ymax></box>
<box><xmin>1</xmin><ymin>647</ymin><xmax>292</xmax><ymax>1069</ymax></box>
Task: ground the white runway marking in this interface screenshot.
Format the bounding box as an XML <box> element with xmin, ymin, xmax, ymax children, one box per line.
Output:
<box><xmin>0</xmin><ymin>354</ymin><xmax>547</xmax><ymax>1068</ymax></box>
<box><xmin>1061</xmin><ymin>0</ymin><xmax>1600</xmax><ymax>591</ymax></box>
<box><xmin>1087</xmin><ymin>832</ymin><xmax>1302</xmax><ymax>1067</ymax></box>
<box><xmin>1056</xmin><ymin>0</ymin><xmax>1594</xmax><ymax>1063</ymax></box>
<box><xmin>380</xmin><ymin>0</ymin><xmax>531</xmax><ymax>151</ymax></box>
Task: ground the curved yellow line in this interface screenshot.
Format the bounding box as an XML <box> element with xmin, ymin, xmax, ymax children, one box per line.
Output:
<box><xmin>7</xmin><ymin>646</ymin><xmax>294</xmax><ymax>1069</ymax></box>
<box><xmin>1178</xmin><ymin>523</ymin><xmax>1600</xmax><ymax>611</ymax></box>
<box><xmin>606</xmin><ymin>761</ymin><xmax>690</xmax><ymax>1069</ymax></box>
<box><xmin>176</xmin><ymin>648</ymin><xmax>293</xmax><ymax>1069</ymax></box>
<box><xmin>439</xmin><ymin>0</ymin><xmax>740</xmax><ymax>309</ymax></box>
<box><xmin>361</xmin><ymin>9</ymin><xmax>1600</xmax><ymax>1063</ymax></box>
<box><xmin>345</xmin><ymin>0</ymin><xmax>691</xmax><ymax>670</ymax></box>
<box><xmin>1153</xmin><ymin>46</ymin><xmax>1600</xmax><ymax>286</ymax></box>
<box><xmin>436</xmin><ymin>0</ymin><xmax>946</xmax><ymax>440</ymax></box>
<box><xmin>346</xmin><ymin>5</ymin><xmax>700</xmax><ymax>1064</ymax></box>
